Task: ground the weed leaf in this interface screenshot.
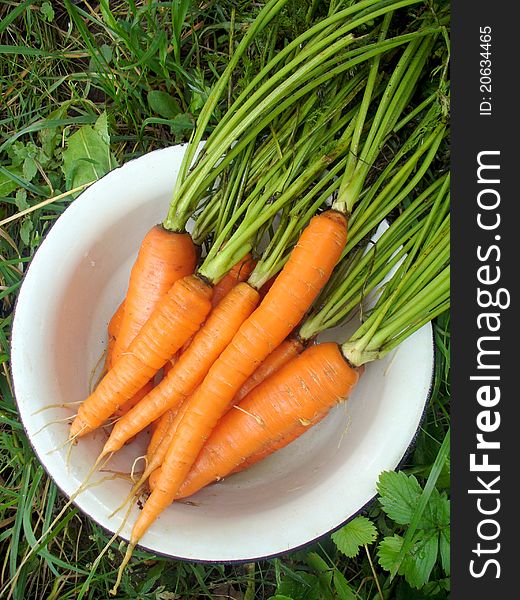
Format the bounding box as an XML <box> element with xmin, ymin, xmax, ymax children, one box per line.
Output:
<box><xmin>62</xmin><ymin>113</ymin><xmax>117</xmax><ymax>191</ymax></box>
<box><xmin>148</xmin><ymin>90</ymin><xmax>182</xmax><ymax>119</ymax></box>
<box><xmin>439</xmin><ymin>527</ymin><xmax>450</xmax><ymax>575</ymax></box>
<box><xmin>0</xmin><ymin>169</ymin><xmax>22</xmax><ymax>197</ymax></box>
<box><xmin>332</xmin><ymin>571</ymin><xmax>357</xmax><ymax>600</ymax></box>
<box><xmin>377</xmin><ymin>470</ymin><xmax>423</xmax><ymax>525</ymax></box>
<box><xmin>378</xmin><ymin>532</ymin><xmax>439</xmax><ymax>589</ymax></box>
<box><xmin>276</xmin><ymin>572</ymin><xmax>321</xmax><ymax>600</ymax></box>
<box><xmin>331</xmin><ymin>516</ymin><xmax>378</xmax><ymax>558</ymax></box>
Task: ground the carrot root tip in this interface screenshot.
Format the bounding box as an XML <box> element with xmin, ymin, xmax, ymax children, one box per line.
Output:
<box><xmin>111</xmin><ymin>542</ymin><xmax>136</xmax><ymax>595</ymax></box>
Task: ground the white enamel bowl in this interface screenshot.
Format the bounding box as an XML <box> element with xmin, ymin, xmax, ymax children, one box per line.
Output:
<box><xmin>11</xmin><ymin>145</ymin><xmax>434</xmax><ymax>562</ymax></box>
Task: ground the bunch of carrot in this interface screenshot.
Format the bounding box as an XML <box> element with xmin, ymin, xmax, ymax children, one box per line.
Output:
<box><xmin>37</xmin><ymin>0</ymin><xmax>449</xmax><ymax>593</ymax></box>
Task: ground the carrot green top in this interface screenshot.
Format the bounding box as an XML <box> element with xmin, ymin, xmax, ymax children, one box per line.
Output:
<box><xmin>160</xmin><ymin>0</ymin><xmax>444</xmax><ymax>265</ymax></box>
<box><xmin>192</xmin><ymin>29</ymin><xmax>446</xmax><ymax>286</ymax></box>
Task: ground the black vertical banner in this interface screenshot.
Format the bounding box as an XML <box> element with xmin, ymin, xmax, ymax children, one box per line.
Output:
<box><xmin>451</xmin><ymin>1</ymin><xmax>516</xmax><ymax>597</ymax></box>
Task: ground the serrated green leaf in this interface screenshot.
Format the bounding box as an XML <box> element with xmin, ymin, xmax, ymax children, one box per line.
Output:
<box><xmin>377</xmin><ymin>470</ymin><xmax>422</xmax><ymax>525</ymax></box>
<box><xmin>41</xmin><ymin>1</ymin><xmax>55</xmax><ymax>22</ymax></box>
<box><xmin>267</xmin><ymin>596</ymin><xmax>295</xmax><ymax>600</ymax></box>
<box><xmin>61</xmin><ymin>115</ymin><xmax>117</xmax><ymax>191</ymax></box>
<box><xmin>418</xmin><ymin>487</ymin><xmax>450</xmax><ymax>531</ymax></box>
<box><xmin>378</xmin><ymin>534</ymin><xmax>403</xmax><ymax>573</ymax></box>
<box><xmin>391</xmin><ymin>432</ymin><xmax>451</xmax><ymax>579</ymax></box>
<box><xmin>378</xmin><ymin>532</ymin><xmax>439</xmax><ymax>589</ymax></box>
<box><xmin>422</xmin><ymin>578</ymin><xmax>450</xmax><ymax>596</ymax></box>
<box><xmin>405</xmin><ymin>533</ymin><xmax>438</xmax><ymax>589</ymax></box>
<box><xmin>148</xmin><ymin>90</ymin><xmax>182</xmax><ymax>119</ymax></box>
<box><xmin>331</xmin><ymin>516</ymin><xmax>378</xmax><ymax>558</ymax></box>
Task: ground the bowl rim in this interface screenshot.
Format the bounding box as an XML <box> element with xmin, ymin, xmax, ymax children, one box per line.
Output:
<box><xmin>10</xmin><ymin>144</ymin><xmax>436</xmax><ymax>563</ymax></box>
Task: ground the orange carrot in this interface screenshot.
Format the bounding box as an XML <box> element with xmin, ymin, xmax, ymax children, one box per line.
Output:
<box><xmin>151</xmin><ymin>409</ymin><xmax>324</xmax><ymax>493</ymax></box>
<box><xmin>147</xmin><ymin>409</ymin><xmax>175</xmax><ymax>463</ymax></box>
<box><xmin>101</xmin><ymin>227</ymin><xmax>196</xmax><ymax>424</ymax></box>
<box><xmin>104</xmin><ymin>301</ymin><xmax>125</xmax><ymax>371</ymax></box>
<box><xmin>140</xmin><ymin>397</ymin><xmax>191</xmax><ymax>494</ymax></box>
<box><xmin>150</xmin><ymin>338</ymin><xmax>305</xmax><ymax>490</ymax></box>
<box><xmin>111</xmin><ymin>226</ymin><xmax>197</xmax><ymax>364</ymax></box>
<box><xmin>225</xmin><ymin>410</ymin><xmax>328</xmax><ymax>477</ymax></box>
<box><xmin>128</xmin><ymin>210</ymin><xmax>347</xmax><ymax>542</ymax></box>
<box><xmin>258</xmin><ymin>273</ymin><xmax>277</xmax><ymax>300</ymax></box>
<box><xmin>70</xmin><ymin>274</ymin><xmax>212</xmax><ymax>438</ymax></box>
<box><xmin>210</xmin><ymin>253</ymin><xmax>256</xmax><ymax>307</ymax></box>
<box><xmin>234</xmin><ymin>337</ymin><xmax>304</xmax><ymax>403</ymax></box>
<box><xmin>111</xmin><ymin>380</ymin><xmax>155</xmax><ymax>420</ymax></box>
<box><xmin>150</xmin><ymin>338</ymin><xmax>308</xmax><ymax>490</ymax></box>
<box><xmin>101</xmin><ymin>282</ymin><xmax>260</xmax><ymax>455</ymax></box>
<box><xmin>112</xmin><ymin>352</ymin><xmax>179</xmax><ymax>421</ymax></box>
<box><xmin>177</xmin><ymin>342</ymin><xmax>359</xmax><ymax>498</ymax></box>
<box><xmin>148</xmin><ymin>466</ymin><xmax>161</xmax><ymax>492</ymax></box>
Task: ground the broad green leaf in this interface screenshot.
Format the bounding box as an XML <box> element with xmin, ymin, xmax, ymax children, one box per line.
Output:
<box><xmin>94</xmin><ymin>111</ymin><xmax>111</xmax><ymax>146</ymax></box>
<box><xmin>378</xmin><ymin>534</ymin><xmax>403</xmax><ymax>574</ymax></box>
<box><xmin>169</xmin><ymin>113</ymin><xmax>194</xmax><ymax>136</ymax></box>
<box><xmin>38</xmin><ymin>106</ymin><xmax>68</xmax><ymax>158</ymax></box>
<box><xmin>23</xmin><ymin>156</ymin><xmax>38</xmax><ymax>182</ymax></box>
<box><xmin>61</xmin><ymin>113</ymin><xmax>117</xmax><ymax>191</ymax></box>
<box><xmin>332</xmin><ymin>571</ymin><xmax>357</xmax><ymax>600</ymax></box>
<box><xmin>268</xmin><ymin>596</ymin><xmax>295</xmax><ymax>600</ymax></box>
<box><xmin>0</xmin><ymin>169</ymin><xmax>22</xmax><ymax>196</ymax></box>
<box><xmin>378</xmin><ymin>532</ymin><xmax>439</xmax><ymax>589</ymax></box>
<box><xmin>15</xmin><ymin>189</ymin><xmax>29</xmax><ymax>211</ymax></box>
<box><xmin>20</xmin><ymin>218</ymin><xmax>33</xmax><ymax>246</ymax></box>
<box><xmin>439</xmin><ymin>527</ymin><xmax>450</xmax><ymax>575</ymax></box>
<box><xmin>377</xmin><ymin>470</ymin><xmax>422</xmax><ymax>525</ymax></box>
<box><xmin>405</xmin><ymin>533</ymin><xmax>439</xmax><ymax>589</ymax></box>
<box><xmin>276</xmin><ymin>572</ymin><xmax>321</xmax><ymax>600</ymax></box>
<box><xmin>331</xmin><ymin>516</ymin><xmax>378</xmax><ymax>558</ymax></box>
<box><xmin>147</xmin><ymin>90</ymin><xmax>182</xmax><ymax>119</ymax></box>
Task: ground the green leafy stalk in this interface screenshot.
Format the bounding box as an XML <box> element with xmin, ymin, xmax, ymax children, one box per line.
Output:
<box><xmin>333</xmin><ymin>32</ymin><xmax>438</xmax><ymax>215</ymax></box>
<box><xmin>164</xmin><ymin>5</ymin><xmax>440</xmax><ymax>231</ymax></box>
<box><xmin>341</xmin><ymin>183</ymin><xmax>450</xmax><ymax>366</ymax></box>
<box><xmin>170</xmin><ymin>0</ymin><xmax>290</xmax><ymax>201</ymax></box>
<box><xmin>197</xmin><ymin>116</ymin><xmax>359</xmax><ymax>284</ymax></box>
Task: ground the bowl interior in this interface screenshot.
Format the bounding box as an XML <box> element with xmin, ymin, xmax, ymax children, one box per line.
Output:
<box><xmin>11</xmin><ymin>145</ymin><xmax>433</xmax><ymax>561</ymax></box>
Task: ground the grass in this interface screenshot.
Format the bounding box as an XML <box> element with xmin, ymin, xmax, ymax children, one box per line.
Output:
<box><xmin>0</xmin><ymin>1</ymin><xmax>450</xmax><ymax>598</ymax></box>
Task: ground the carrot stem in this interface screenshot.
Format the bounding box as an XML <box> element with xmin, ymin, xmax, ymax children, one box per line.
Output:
<box><xmin>165</xmin><ymin>22</ymin><xmax>440</xmax><ymax>232</ymax></box>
